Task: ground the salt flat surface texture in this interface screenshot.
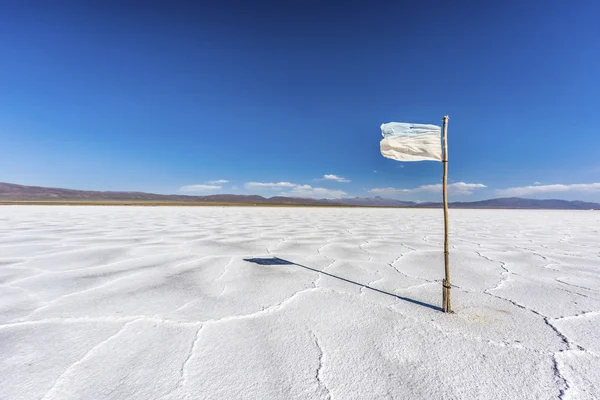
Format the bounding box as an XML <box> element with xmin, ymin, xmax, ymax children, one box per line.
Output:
<box><xmin>1</xmin><ymin>206</ymin><xmax>599</xmax><ymax>400</ymax></box>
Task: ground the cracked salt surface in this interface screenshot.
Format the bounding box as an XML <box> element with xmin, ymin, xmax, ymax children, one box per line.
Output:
<box><xmin>0</xmin><ymin>206</ymin><xmax>599</xmax><ymax>399</ymax></box>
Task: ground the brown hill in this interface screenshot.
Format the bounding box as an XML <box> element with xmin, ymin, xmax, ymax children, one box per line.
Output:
<box><xmin>1</xmin><ymin>182</ymin><xmax>599</xmax><ymax>209</ymax></box>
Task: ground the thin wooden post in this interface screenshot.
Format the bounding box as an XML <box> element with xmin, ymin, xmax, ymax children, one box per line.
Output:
<box><xmin>441</xmin><ymin>115</ymin><xmax>452</xmax><ymax>313</ymax></box>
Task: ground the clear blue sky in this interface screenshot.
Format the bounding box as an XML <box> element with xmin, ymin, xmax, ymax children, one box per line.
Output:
<box><xmin>1</xmin><ymin>1</ymin><xmax>599</xmax><ymax>201</ymax></box>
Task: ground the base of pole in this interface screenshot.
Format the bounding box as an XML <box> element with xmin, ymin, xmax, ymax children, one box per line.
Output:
<box><xmin>442</xmin><ymin>280</ymin><xmax>452</xmax><ymax>313</ymax></box>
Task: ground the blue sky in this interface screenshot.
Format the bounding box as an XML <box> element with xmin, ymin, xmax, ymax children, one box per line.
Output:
<box><xmin>1</xmin><ymin>1</ymin><xmax>599</xmax><ymax>202</ymax></box>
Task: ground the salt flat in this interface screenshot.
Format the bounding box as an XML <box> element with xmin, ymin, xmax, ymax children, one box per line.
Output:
<box><xmin>0</xmin><ymin>206</ymin><xmax>599</xmax><ymax>400</ymax></box>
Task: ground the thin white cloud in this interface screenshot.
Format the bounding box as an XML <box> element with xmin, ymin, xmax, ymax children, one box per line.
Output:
<box><xmin>245</xmin><ymin>180</ymin><xmax>348</xmax><ymax>198</ymax></box>
<box><xmin>245</xmin><ymin>181</ymin><xmax>296</xmax><ymax>189</ymax></box>
<box><xmin>533</xmin><ymin>181</ymin><xmax>542</xmax><ymax>185</ymax></box>
<box><xmin>496</xmin><ymin>183</ymin><xmax>600</xmax><ymax>197</ymax></box>
<box><xmin>369</xmin><ymin>187</ymin><xmax>409</xmax><ymax>194</ymax></box>
<box><xmin>207</xmin><ymin>179</ymin><xmax>229</xmax><ymax>184</ymax></box>
<box><xmin>286</xmin><ymin>184</ymin><xmax>347</xmax><ymax>199</ymax></box>
<box><xmin>180</xmin><ymin>184</ymin><xmax>222</xmax><ymax>192</ymax></box>
<box><xmin>370</xmin><ymin>182</ymin><xmax>487</xmax><ymax>196</ymax></box>
<box><xmin>322</xmin><ymin>174</ymin><xmax>350</xmax><ymax>183</ymax></box>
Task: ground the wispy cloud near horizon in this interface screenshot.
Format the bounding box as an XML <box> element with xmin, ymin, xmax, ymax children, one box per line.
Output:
<box><xmin>244</xmin><ymin>181</ymin><xmax>346</xmax><ymax>198</ymax></box>
<box><xmin>496</xmin><ymin>183</ymin><xmax>600</xmax><ymax>197</ymax></box>
<box><xmin>287</xmin><ymin>184</ymin><xmax>347</xmax><ymax>199</ymax></box>
<box><xmin>245</xmin><ymin>181</ymin><xmax>296</xmax><ymax>189</ymax></box>
<box><xmin>180</xmin><ymin>184</ymin><xmax>222</xmax><ymax>192</ymax></box>
<box><xmin>207</xmin><ymin>179</ymin><xmax>229</xmax><ymax>184</ymax></box>
<box><xmin>370</xmin><ymin>182</ymin><xmax>486</xmax><ymax>196</ymax></box>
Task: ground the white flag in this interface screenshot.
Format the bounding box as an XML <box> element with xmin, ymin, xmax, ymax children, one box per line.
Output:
<box><xmin>380</xmin><ymin>122</ymin><xmax>442</xmax><ymax>162</ymax></box>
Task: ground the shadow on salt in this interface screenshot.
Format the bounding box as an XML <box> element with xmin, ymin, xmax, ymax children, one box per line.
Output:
<box><xmin>244</xmin><ymin>257</ymin><xmax>440</xmax><ymax>311</ymax></box>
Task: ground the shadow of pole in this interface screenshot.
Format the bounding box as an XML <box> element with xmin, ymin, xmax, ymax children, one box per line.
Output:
<box><xmin>244</xmin><ymin>257</ymin><xmax>441</xmax><ymax>312</ymax></box>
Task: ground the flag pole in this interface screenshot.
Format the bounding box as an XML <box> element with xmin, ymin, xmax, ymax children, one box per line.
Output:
<box><xmin>441</xmin><ymin>115</ymin><xmax>452</xmax><ymax>313</ymax></box>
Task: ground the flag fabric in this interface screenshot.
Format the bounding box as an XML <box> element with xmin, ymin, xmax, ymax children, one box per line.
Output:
<box><xmin>380</xmin><ymin>122</ymin><xmax>442</xmax><ymax>162</ymax></box>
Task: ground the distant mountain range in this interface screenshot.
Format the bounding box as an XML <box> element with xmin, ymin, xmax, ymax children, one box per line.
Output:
<box><xmin>1</xmin><ymin>182</ymin><xmax>598</xmax><ymax>209</ymax></box>
<box><xmin>416</xmin><ymin>197</ymin><xmax>600</xmax><ymax>210</ymax></box>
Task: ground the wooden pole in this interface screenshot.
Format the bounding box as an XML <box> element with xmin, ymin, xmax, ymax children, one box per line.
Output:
<box><xmin>441</xmin><ymin>115</ymin><xmax>451</xmax><ymax>313</ymax></box>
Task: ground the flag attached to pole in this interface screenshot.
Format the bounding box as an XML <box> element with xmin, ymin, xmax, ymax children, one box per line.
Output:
<box><xmin>379</xmin><ymin>117</ymin><xmax>453</xmax><ymax>313</ymax></box>
<box><xmin>380</xmin><ymin>122</ymin><xmax>442</xmax><ymax>162</ymax></box>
